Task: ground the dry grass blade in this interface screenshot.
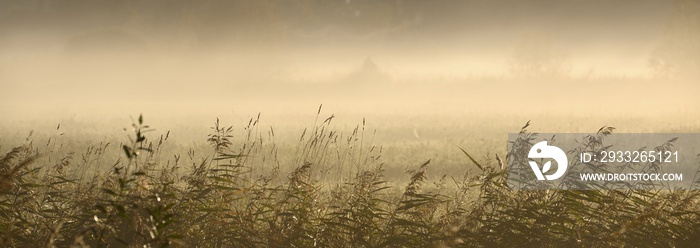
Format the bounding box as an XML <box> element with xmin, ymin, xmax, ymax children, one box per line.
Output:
<box><xmin>457</xmin><ymin>146</ymin><xmax>483</xmax><ymax>171</ymax></box>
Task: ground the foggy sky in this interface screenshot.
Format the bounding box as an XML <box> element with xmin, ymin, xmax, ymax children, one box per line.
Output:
<box><xmin>0</xmin><ymin>0</ymin><xmax>674</xmax><ymax>76</ymax></box>
<box><xmin>2</xmin><ymin>0</ymin><xmax>698</xmax><ymax>122</ymax></box>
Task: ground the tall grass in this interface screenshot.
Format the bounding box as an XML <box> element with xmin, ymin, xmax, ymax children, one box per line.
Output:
<box><xmin>1</xmin><ymin>114</ymin><xmax>699</xmax><ymax>247</ymax></box>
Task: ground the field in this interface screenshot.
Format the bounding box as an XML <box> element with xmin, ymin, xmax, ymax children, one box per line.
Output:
<box><xmin>2</xmin><ymin>75</ymin><xmax>700</xmax><ymax>247</ymax></box>
<box><xmin>3</xmin><ymin>1</ymin><xmax>700</xmax><ymax>246</ymax></box>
